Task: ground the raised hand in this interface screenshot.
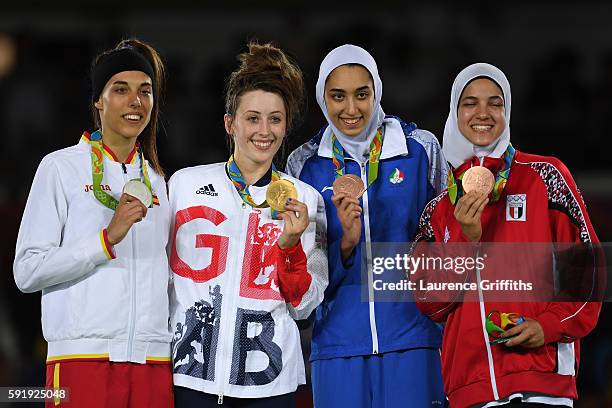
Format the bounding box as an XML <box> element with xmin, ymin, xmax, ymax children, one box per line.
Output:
<box><xmin>454</xmin><ymin>191</ymin><xmax>489</xmax><ymax>242</ymax></box>
<box><xmin>501</xmin><ymin>318</ymin><xmax>545</xmax><ymax>348</ymax></box>
<box><xmin>277</xmin><ymin>198</ymin><xmax>309</xmax><ymax>249</ymax></box>
<box><xmin>331</xmin><ymin>192</ymin><xmax>362</xmax><ymax>262</ymax></box>
<box><xmin>106</xmin><ymin>193</ymin><xmax>148</xmax><ymax>245</ymax></box>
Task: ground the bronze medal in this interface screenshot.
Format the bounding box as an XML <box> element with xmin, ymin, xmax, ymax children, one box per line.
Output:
<box><xmin>266</xmin><ymin>179</ymin><xmax>298</xmax><ymax>212</ymax></box>
<box><xmin>461</xmin><ymin>166</ymin><xmax>495</xmax><ymax>194</ymax></box>
<box><xmin>333</xmin><ymin>174</ymin><xmax>366</xmax><ymax>199</ymax></box>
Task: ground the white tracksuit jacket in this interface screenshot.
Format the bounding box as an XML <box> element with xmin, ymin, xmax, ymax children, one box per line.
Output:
<box><xmin>13</xmin><ymin>134</ymin><xmax>173</xmax><ymax>364</ymax></box>
<box><xmin>168</xmin><ymin>163</ymin><xmax>328</xmax><ymax>399</ymax></box>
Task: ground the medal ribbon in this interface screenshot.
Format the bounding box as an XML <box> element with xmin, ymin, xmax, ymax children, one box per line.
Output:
<box><xmin>226</xmin><ymin>155</ymin><xmax>281</xmax><ymax>217</ymax></box>
<box><xmin>448</xmin><ymin>144</ymin><xmax>516</xmax><ymax>205</ymax></box>
<box><xmin>87</xmin><ymin>130</ymin><xmax>153</xmax><ymax>210</ymax></box>
<box><xmin>331</xmin><ymin>126</ymin><xmax>384</xmax><ymax>189</ymax></box>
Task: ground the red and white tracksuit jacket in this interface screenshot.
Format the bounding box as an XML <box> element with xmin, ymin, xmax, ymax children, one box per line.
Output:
<box><xmin>168</xmin><ymin>163</ymin><xmax>328</xmax><ymax>400</ymax></box>
<box><xmin>413</xmin><ymin>151</ymin><xmax>602</xmax><ymax>408</ymax></box>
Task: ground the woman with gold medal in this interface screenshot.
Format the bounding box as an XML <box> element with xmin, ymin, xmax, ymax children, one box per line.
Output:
<box><xmin>14</xmin><ymin>39</ymin><xmax>174</xmax><ymax>406</ymax></box>
<box><xmin>168</xmin><ymin>42</ymin><xmax>328</xmax><ymax>407</ymax></box>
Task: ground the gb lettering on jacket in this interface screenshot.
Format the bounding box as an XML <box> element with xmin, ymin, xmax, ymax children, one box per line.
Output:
<box><xmin>170</xmin><ymin>206</ymin><xmax>282</xmax><ymax>299</ymax></box>
<box><xmin>170</xmin><ymin>205</ymin><xmax>287</xmax><ymax>386</ymax></box>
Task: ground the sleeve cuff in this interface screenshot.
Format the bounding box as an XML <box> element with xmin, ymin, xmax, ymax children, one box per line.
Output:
<box><xmin>100</xmin><ymin>229</ymin><xmax>116</xmax><ymax>260</ymax></box>
<box><xmin>535</xmin><ymin>311</ymin><xmax>563</xmax><ymax>344</ymax></box>
<box><xmin>279</xmin><ymin>241</ymin><xmax>303</xmax><ymax>256</ymax></box>
<box><xmin>279</xmin><ymin>241</ymin><xmax>308</xmax><ymax>267</ymax></box>
<box><xmin>341</xmin><ymin>245</ymin><xmax>356</xmax><ymax>270</ymax></box>
<box><xmin>329</xmin><ymin>239</ymin><xmax>356</xmax><ymax>272</ymax></box>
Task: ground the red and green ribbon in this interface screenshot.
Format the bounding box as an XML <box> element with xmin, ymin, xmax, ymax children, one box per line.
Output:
<box><xmin>331</xmin><ymin>126</ymin><xmax>384</xmax><ymax>189</ymax></box>
<box><xmin>88</xmin><ymin>130</ymin><xmax>153</xmax><ymax>210</ymax></box>
<box><xmin>448</xmin><ymin>144</ymin><xmax>516</xmax><ymax>205</ymax></box>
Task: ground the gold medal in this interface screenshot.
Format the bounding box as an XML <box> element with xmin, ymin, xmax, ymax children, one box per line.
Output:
<box><xmin>266</xmin><ymin>179</ymin><xmax>297</xmax><ymax>212</ymax></box>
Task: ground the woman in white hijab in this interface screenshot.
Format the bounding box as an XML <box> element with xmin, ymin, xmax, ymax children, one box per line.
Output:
<box><xmin>413</xmin><ymin>63</ymin><xmax>601</xmax><ymax>408</ymax></box>
<box><xmin>287</xmin><ymin>44</ymin><xmax>447</xmax><ymax>407</ymax></box>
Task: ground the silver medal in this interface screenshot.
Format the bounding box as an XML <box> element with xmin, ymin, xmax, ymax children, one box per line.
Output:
<box><xmin>123</xmin><ymin>180</ymin><xmax>153</xmax><ymax>207</ymax></box>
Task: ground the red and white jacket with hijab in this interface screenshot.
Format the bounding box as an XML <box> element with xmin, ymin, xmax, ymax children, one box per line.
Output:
<box><xmin>413</xmin><ymin>64</ymin><xmax>601</xmax><ymax>408</ymax></box>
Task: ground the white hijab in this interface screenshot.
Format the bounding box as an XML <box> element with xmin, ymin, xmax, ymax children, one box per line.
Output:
<box><xmin>442</xmin><ymin>63</ymin><xmax>511</xmax><ymax>169</ymax></box>
<box><xmin>316</xmin><ymin>44</ymin><xmax>386</xmax><ymax>161</ymax></box>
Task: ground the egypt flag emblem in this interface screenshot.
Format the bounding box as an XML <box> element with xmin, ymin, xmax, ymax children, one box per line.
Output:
<box><xmin>506</xmin><ymin>194</ymin><xmax>526</xmax><ymax>221</ymax></box>
<box><xmin>389</xmin><ymin>168</ymin><xmax>404</xmax><ymax>184</ymax></box>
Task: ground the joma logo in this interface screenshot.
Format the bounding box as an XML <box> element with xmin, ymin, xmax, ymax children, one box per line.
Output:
<box><xmin>84</xmin><ymin>184</ymin><xmax>111</xmax><ymax>192</ymax></box>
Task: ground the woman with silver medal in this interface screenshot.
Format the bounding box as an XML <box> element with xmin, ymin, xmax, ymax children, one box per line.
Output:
<box><xmin>14</xmin><ymin>39</ymin><xmax>174</xmax><ymax>407</ymax></box>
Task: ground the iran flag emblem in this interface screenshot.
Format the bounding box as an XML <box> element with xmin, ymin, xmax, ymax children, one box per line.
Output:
<box><xmin>389</xmin><ymin>168</ymin><xmax>404</xmax><ymax>184</ymax></box>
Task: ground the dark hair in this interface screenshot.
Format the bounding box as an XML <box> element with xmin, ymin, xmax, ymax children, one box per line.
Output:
<box><xmin>90</xmin><ymin>38</ymin><xmax>166</xmax><ymax>177</ymax></box>
<box><xmin>224</xmin><ymin>41</ymin><xmax>304</xmax><ymax>159</ymax></box>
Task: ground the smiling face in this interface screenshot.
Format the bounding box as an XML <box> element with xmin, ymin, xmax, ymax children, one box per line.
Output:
<box><xmin>224</xmin><ymin>89</ymin><xmax>286</xmax><ymax>169</ymax></box>
<box><xmin>94</xmin><ymin>70</ymin><xmax>153</xmax><ymax>143</ymax></box>
<box><xmin>457</xmin><ymin>78</ymin><xmax>506</xmax><ymax>146</ymax></box>
<box><xmin>324</xmin><ymin>64</ymin><xmax>374</xmax><ymax>137</ymax></box>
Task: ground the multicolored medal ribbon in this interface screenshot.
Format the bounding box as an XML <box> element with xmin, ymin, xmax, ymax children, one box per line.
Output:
<box><xmin>87</xmin><ymin>130</ymin><xmax>153</xmax><ymax>210</ymax></box>
<box><xmin>226</xmin><ymin>155</ymin><xmax>281</xmax><ymax>218</ymax></box>
<box><xmin>448</xmin><ymin>144</ymin><xmax>516</xmax><ymax>205</ymax></box>
<box><xmin>331</xmin><ymin>126</ymin><xmax>384</xmax><ymax>190</ymax></box>
<box><xmin>485</xmin><ymin>310</ymin><xmax>525</xmax><ymax>345</ymax></box>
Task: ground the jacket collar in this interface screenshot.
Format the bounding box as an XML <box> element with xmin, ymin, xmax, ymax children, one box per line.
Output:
<box><xmin>316</xmin><ymin>118</ymin><xmax>408</xmax><ymax>161</ymax></box>
<box><xmin>80</xmin><ymin>131</ymin><xmax>139</xmax><ymax>164</ymax></box>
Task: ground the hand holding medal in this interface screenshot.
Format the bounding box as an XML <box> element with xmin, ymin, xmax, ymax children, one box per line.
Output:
<box><xmin>331</xmin><ymin>177</ymin><xmax>364</xmax><ymax>262</ymax></box>
<box><xmin>332</xmin><ymin>174</ymin><xmax>366</xmax><ymax>199</ymax></box>
<box><xmin>275</xmin><ymin>196</ymin><xmax>309</xmax><ymax>249</ymax></box>
<box><xmin>453</xmin><ymin>190</ymin><xmax>489</xmax><ymax>242</ymax></box>
<box><xmin>123</xmin><ymin>179</ymin><xmax>153</xmax><ymax>207</ymax></box>
<box><xmin>227</xmin><ymin>156</ymin><xmax>309</xmax><ymax>249</ymax></box>
<box><xmin>461</xmin><ymin>166</ymin><xmax>494</xmax><ymax>195</ymax></box>
<box><xmin>329</xmin><ymin>128</ymin><xmax>383</xmax><ymax>260</ymax></box>
<box><xmin>87</xmin><ymin>130</ymin><xmax>153</xmax><ymax>246</ymax></box>
<box><xmin>266</xmin><ymin>180</ymin><xmax>309</xmax><ymax>249</ymax></box>
<box><xmin>106</xmin><ymin>193</ymin><xmax>148</xmax><ymax>245</ymax></box>
<box><xmin>453</xmin><ymin>166</ymin><xmax>494</xmax><ymax>242</ymax></box>
<box><xmin>485</xmin><ymin>311</ymin><xmax>543</xmax><ymax>348</ymax></box>
<box><xmin>266</xmin><ymin>179</ymin><xmax>298</xmax><ymax>212</ymax></box>
<box><xmin>331</xmin><ymin>175</ymin><xmax>365</xmax><ymax>260</ymax></box>
<box><xmin>486</xmin><ymin>311</ymin><xmax>524</xmax><ymax>344</ymax></box>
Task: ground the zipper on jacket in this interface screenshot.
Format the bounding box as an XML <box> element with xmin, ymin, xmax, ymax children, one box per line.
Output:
<box><xmin>127</xmin><ymin>216</ymin><xmax>137</xmax><ymax>360</ymax></box>
<box><xmin>123</xmin><ymin>163</ymin><xmax>137</xmax><ymax>361</ymax></box>
<box><xmin>358</xmin><ymin>160</ymin><xmax>379</xmax><ymax>355</ymax></box>
<box><xmin>217</xmin><ymin>201</ymin><xmax>249</xmax><ymax>401</ymax></box>
<box><xmin>476</xmin><ymin>250</ymin><xmax>500</xmax><ymax>400</ymax></box>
